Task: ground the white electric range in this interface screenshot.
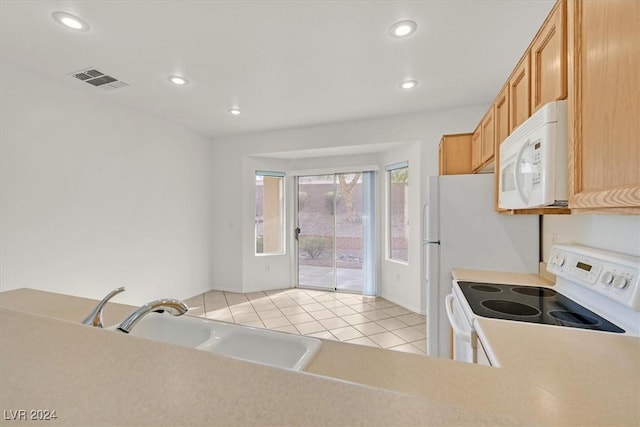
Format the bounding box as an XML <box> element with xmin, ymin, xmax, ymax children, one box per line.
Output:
<box><xmin>446</xmin><ymin>244</ymin><xmax>640</xmax><ymax>364</ymax></box>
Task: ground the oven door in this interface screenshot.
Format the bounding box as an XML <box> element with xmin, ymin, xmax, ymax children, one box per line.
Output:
<box><xmin>445</xmin><ymin>294</ymin><xmax>476</xmax><ymax>363</ymax></box>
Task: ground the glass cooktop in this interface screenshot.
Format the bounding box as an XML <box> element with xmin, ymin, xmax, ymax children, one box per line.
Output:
<box><xmin>457</xmin><ymin>281</ymin><xmax>625</xmax><ymax>333</ymax></box>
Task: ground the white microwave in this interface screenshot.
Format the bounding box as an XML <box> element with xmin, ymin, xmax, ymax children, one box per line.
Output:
<box><xmin>499</xmin><ymin>100</ymin><xmax>568</xmax><ymax>209</ymax></box>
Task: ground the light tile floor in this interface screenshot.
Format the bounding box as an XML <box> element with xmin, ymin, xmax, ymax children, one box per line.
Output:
<box><xmin>184</xmin><ymin>288</ymin><xmax>427</xmax><ymax>355</ymax></box>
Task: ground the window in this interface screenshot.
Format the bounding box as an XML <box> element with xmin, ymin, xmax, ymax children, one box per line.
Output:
<box><xmin>255</xmin><ymin>171</ymin><xmax>284</xmax><ymax>255</ymax></box>
<box><xmin>387</xmin><ymin>162</ymin><xmax>408</xmax><ymax>263</ymax></box>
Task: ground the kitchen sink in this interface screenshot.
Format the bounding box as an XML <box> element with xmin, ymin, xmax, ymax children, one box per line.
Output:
<box><xmin>118</xmin><ymin>312</ymin><xmax>213</xmax><ymax>347</ymax></box>
<box><xmin>108</xmin><ymin>313</ymin><xmax>322</xmax><ymax>371</ymax></box>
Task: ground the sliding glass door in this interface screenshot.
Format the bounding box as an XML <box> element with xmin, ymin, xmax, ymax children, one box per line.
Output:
<box><xmin>296</xmin><ymin>172</ymin><xmax>376</xmax><ymax>295</ymax></box>
<box><xmin>297</xmin><ymin>175</ymin><xmax>335</xmax><ymax>290</ymax></box>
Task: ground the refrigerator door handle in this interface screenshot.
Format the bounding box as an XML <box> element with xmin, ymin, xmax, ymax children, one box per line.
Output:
<box><xmin>423</xmin><ymin>243</ymin><xmax>428</xmax><ymax>280</ymax></box>
<box><xmin>424</xmin><ymin>242</ymin><xmax>439</xmax><ymax>280</ymax></box>
<box><xmin>423</xmin><ymin>202</ymin><xmax>440</xmax><ymax>243</ymax></box>
<box><xmin>423</xmin><ymin>176</ymin><xmax>439</xmax><ymax>243</ymax></box>
<box><xmin>422</xmin><ymin>202</ymin><xmax>426</xmax><ymax>241</ymax></box>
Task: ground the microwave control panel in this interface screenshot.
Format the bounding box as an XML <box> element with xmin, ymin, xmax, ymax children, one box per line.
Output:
<box><xmin>531</xmin><ymin>141</ymin><xmax>542</xmax><ymax>188</ymax></box>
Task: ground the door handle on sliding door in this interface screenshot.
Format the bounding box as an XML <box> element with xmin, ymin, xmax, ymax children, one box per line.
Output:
<box><xmin>294</xmin><ymin>227</ymin><xmax>301</xmax><ymax>241</ymax></box>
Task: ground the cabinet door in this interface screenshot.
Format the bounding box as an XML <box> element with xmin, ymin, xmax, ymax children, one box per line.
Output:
<box><xmin>509</xmin><ymin>53</ymin><xmax>531</xmax><ymax>131</ymax></box>
<box><xmin>439</xmin><ymin>134</ymin><xmax>473</xmax><ymax>175</ymax></box>
<box><xmin>531</xmin><ymin>0</ymin><xmax>567</xmax><ymax>114</ymax></box>
<box><xmin>568</xmin><ymin>0</ymin><xmax>640</xmax><ymax>211</ymax></box>
<box><xmin>494</xmin><ymin>85</ymin><xmax>510</xmax><ymax>147</ymax></box>
<box><xmin>494</xmin><ymin>85</ymin><xmax>509</xmax><ymax>211</ymax></box>
<box><xmin>480</xmin><ymin>108</ymin><xmax>494</xmax><ymax>165</ymax></box>
<box><xmin>471</xmin><ymin>125</ymin><xmax>482</xmax><ymax>171</ymax></box>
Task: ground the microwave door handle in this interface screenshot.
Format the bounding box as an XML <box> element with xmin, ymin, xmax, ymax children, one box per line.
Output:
<box><xmin>445</xmin><ymin>294</ymin><xmax>472</xmax><ymax>342</ymax></box>
<box><xmin>514</xmin><ymin>139</ymin><xmax>530</xmax><ymax>205</ymax></box>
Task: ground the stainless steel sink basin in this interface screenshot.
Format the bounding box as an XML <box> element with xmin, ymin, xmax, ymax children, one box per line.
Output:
<box><xmin>109</xmin><ymin>313</ymin><xmax>321</xmax><ymax>371</ymax></box>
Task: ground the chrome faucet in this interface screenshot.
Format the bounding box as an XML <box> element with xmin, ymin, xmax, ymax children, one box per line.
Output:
<box><xmin>82</xmin><ymin>287</ymin><xmax>126</xmax><ymax>328</ymax></box>
<box><xmin>116</xmin><ymin>298</ymin><xmax>188</xmax><ymax>334</ymax></box>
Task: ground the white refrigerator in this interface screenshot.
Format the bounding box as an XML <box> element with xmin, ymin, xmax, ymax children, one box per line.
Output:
<box><xmin>424</xmin><ymin>174</ymin><xmax>539</xmax><ymax>358</ymax></box>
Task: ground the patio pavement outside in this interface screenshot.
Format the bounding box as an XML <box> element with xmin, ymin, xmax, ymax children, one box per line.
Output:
<box><xmin>298</xmin><ymin>264</ymin><xmax>364</xmax><ymax>293</ymax></box>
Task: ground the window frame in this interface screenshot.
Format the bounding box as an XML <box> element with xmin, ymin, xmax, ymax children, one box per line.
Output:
<box><xmin>386</xmin><ymin>162</ymin><xmax>409</xmax><ymax>264</ymax></box>
<box><xmin>255</xmin><ymin>171</ymin><xmax>285</xmax><ymax>256</ymax></box>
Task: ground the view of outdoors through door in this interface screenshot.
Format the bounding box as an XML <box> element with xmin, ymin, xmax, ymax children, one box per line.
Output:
<box><xmin>297</xmin><ymin>173</ymin><xmax>365</xmax><ymax>293</ymax></box>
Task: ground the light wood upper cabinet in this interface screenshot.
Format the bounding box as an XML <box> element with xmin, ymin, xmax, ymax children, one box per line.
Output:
<box><xmin>567</xmin><ymin>0</ymin><xmax>640</xmax><ymax>212</ymax></box>
<box><xmin>493</xmin><ymin>84</ymin><xmax>510</xmax><ymax>211</ymax></box>
<box><xmin>509</xmin><ymin>53</ymin><xmax>531</xmax><ymax>131</ymax></box>
<box><xmin>480</xmin><ymin>108</ymin><xmax>495</xmax><ymax>166</ymax></box>
<box><xmin>531</xmin><ymin>0</ymin><xmax>567</xmax><ymax>114</ymax></box>
<box><xmin>471</xmin><ymin>125</ymin><xmax>482</xmax><ymax>171</ymax></box>
<box><xmin>472</xmin><ymin>107</ymin><xmax>496</xmax><ymax>173</ymax></box>
<box><xmin>439</xmin><ymin>133</ymin><xmax>473</xmax><ymax>175</ymax></box>
<box><xmin>494</xmin><ymin>85</ymin><xmax>510</xmax><ymax>147</ymax></box>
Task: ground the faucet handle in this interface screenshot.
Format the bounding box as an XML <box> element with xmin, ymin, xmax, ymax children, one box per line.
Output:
<box><xmin>82</xmin><ymin>287</ymin><xmax>126</xmax><ymax>328</ymax></box>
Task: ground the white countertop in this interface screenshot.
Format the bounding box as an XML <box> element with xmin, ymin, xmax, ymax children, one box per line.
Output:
<box><xmin>0</xmin><ymin>298</ymin><xmax>518</xmax><ymax>426</ymax></box>
<box><xmin>2</xmin><ymin>282</ymin><xmax>640</xmax><ymax>426</ymax></box>
<box><xmin>451</xmin><ymin>268</ymin><xmax>640</xmax><ymax>427</ymax></box>
<box><xmin>475</xmin><ymin>317</ymin><xmax>640</xmax><ymax>425</ymax></box>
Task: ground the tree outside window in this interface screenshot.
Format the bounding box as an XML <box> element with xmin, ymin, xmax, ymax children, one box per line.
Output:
<box><xmin>388</xmin><ymin>165</ymin><xmax>408</xmax><ymax>263</ymax></box>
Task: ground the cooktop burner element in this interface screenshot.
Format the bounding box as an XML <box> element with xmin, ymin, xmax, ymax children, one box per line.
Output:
<box><xmin>470</xmin><ymin>284</ymin><xmax>502</xmax><ymax>293</ymax></box>
<box><xmin>457</xmin><ymin>281</ymin><xmax>625</xmax><ymax>333</ymax></box>
<box><xmin>549</xmin><ymin>310</ymin><xmax>600</xmax><ymax>326</ymax></box>
<box><xmin>481</xmin><ymin>300</ymin><xmax>541</xmax><ymax>317</ymax></box>
<box><xmin>512</xmin><ymin>286</ymin><xmax>556</xmax><ymax>298</ymax></box>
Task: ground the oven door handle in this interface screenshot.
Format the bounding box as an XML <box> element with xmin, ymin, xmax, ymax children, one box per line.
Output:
<box><xmin>445</xmin><ymin>294</ymin><xmax>472</xmax><ymax>342</ymax></box>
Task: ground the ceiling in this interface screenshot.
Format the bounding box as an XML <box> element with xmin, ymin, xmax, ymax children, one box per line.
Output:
<box><xmin>0</xmin><ymin>1</ymin><xmax>555</xmax><ymax>139</ymax></box>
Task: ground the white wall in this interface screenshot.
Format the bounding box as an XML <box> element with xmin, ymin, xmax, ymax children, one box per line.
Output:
<box><xmin>211</xmin><ymin>105</ymin><xmax>486</xmax><ymax>312</ymax></box>
<box><xmin>0</xmin><ymin>61</ymin><xmax>487</xmax><ymax>311</ymax></box>
<box><xmin>241</xmin><ymin>156</ymin><xmax>291</xmax><ymax>293</ymax></box>
<box><xmin>379</xmin><ymin>142</ymin><xmax>422</xmax><ymax>312</ymax></box>
<box><xmin>542</xmin><ymin>215</ymin><xmax>640</xmax><ymax>260</ymax></box>
<box><xmin>5</xmin><ymin>63</ymin><xmax>637</xmax><ymax>315</ymax></box>
<box><xmin>0</xmin><ymin>65</ymin><xmax>217</xmax><ymax>305</ymax></box>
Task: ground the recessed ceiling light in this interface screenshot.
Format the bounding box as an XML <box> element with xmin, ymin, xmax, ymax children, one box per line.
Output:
<box><xmin>168</xmin><ymin>75</ymin><xmax>189</xmax><ymax>86</ymax></box>
<box><xmin>400</xmin><ymin>80</ymin><xmax>418</xmax><ymax>90</ymax></box>
<box><xmin>52</xmin><ymin>12</ymin><xmax>90</xmax><ymax>32</ymax></box>
<box><xmin>228</xmin><ymin>108</ymin><xmax>242</xmax><ymax>116</ymax></box>
<box><xmin>389</xmin><ymin>20</ymin><xmax>417</xmax><ymax>38</ymax></box>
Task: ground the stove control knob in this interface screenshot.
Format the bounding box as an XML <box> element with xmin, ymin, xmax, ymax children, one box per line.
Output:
<box><xmin>613</xmin><ymin>276</ymin><xmax>628</xmax><ymax>290</ymax></box>
<box><xmin>601</xmin><ymin>272</ymin><xmax>614</xmax><ymax>285</ymax></box>
<box><xmin>553</xmin><ymin>255</ymin><xmax>565</xmax><ymax>267</ymax></box>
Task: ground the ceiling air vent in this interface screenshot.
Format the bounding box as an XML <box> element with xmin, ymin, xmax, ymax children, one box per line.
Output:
<box><xmin>68</xmin><ymin>67</ymin><xmax>129</xmax><ymax>91</ymax></box>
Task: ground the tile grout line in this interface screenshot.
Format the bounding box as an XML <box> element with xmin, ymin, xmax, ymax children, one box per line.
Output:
<box><xmin>202</xmin><ymin>293</ymin><xmax>207</xmax><ymax>319</ymax></box>
<box><xmin>201</xmin><ymin>288</ymin><xmax>426</xmax><ymax>354</ymax></box>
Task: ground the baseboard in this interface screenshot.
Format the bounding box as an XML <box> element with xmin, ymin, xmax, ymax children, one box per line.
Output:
<box><xmin>242</xmin><ymin>284</ymin><xmax>294</xmax><ymax>294</ymax></box>
<box><xmin>208</xmin><ymin>285</ymin><xmax>245</xmax><ymax>294</ymax></box>
<box><xmin>380</xmin><ymin>293</ymin><xmax>424</xmax><ymax>315</ymax></box>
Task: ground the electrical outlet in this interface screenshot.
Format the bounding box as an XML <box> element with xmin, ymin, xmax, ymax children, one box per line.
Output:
<box><xmin>265</xmin><ymin>264</ymin><xmax>270</xmax><ymax>272</ymax></box>
<box><xmin>551</xmin><ymin>233</ymin><xmax>558</xmax><ymax>245</ymax></box>
<box><xmin>395</xmin><ymin>273</ymin><xmax>400</xmax><ymax>282</ymax></box>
